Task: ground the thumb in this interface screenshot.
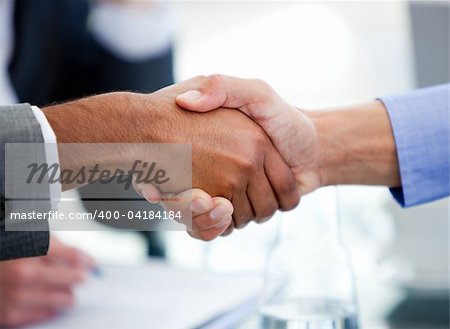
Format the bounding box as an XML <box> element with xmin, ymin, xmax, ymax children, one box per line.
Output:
<box><xmin>176</xmin><ymin>75</ymin><xmax>233</xmax><ymax>112</ymax></box>
<box><xmin>176</xmin><ymin>89</ymin><xmax>226</xmax><ymax>113</ymax></box>
<box><xmin>176</xmin><ymin>74</ymin><xmax>282</xmax><ymax>122</ymax></box>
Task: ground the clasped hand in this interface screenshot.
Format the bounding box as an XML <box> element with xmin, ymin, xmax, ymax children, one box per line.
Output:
<box><xmin>134</xmin><ymin>75</ymin><xmax>321</xmax><ymax>240</ymax></box>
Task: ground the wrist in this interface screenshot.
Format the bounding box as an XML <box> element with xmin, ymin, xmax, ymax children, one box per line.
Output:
<box><xmin>303</xmin><ymin>109</ymin><xmax>341</xmax><ymax>188</ymax></box>
<box><xmin>308</xmin><ymin>101</ymin><xmax>400</xmax><ymax>187</ymax></box>
<box><xmin>42</xmin><ymin>92</ymin><xmax>144</xmax><ymax>185</ymax></box>
<box><xmin>42</xmin><ymin>92</ymin><xmax>141</xmax><ymax>143</ymax></box>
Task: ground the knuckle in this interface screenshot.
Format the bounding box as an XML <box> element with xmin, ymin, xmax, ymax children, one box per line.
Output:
<box><xmin>248</xmin><ymin>134</ymin><xmax>268</xmax><ymax>160</ymax></box>
<box><xmin>222</xmin><ymin>175</ymin><xmax>240</xmax><ymax>196</ymax></box>
<box><xmin>250</xmin><ymin>78</ymin><xmax>273</xmax><ymax>94</ymax></box>
<box><xmin>253</xmin><ymin>130</ymin><xmax>268</xmax><ymax>148</ymax></box>
<box><xmin>239</xmin><ymin>157</ymin><xmax>258</xmax><ymax>174</ymax></box>
<box><xmin>204</xmin><ymin>74</ymin><xmax>225</xmax><ymax>91</ymax></box>
<box><xmin>241</xmin><ymin>160</ymin><xmax>254</xmax><ymax>173</ymax></box>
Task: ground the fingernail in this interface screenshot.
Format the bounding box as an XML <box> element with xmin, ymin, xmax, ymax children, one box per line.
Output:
<box><xmin>191</xmin><ymin>197</ymin><xmax>210</xmax><ymax>212</ymax></box>
<box><xmin>210</xmin><ymin>205</ymin><xmax>228</xmax><ymax>220</ymax></box>
<box><xmin>178</xmin><ymin>90</ymin><xmax>202</xmax><ymax>101</ymax></box>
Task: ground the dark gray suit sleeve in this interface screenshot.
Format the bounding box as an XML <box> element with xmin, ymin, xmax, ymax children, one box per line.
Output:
<box><xmin>0</xmin><ymin>103</ymin><xmax>49</xmax><ymax>261</ymax></box>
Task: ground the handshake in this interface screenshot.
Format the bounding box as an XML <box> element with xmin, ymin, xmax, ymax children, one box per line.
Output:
<box><xmin>43</xmin><ymin>74</ymin><xmax>400</xmax><ymax>240</ymax></box>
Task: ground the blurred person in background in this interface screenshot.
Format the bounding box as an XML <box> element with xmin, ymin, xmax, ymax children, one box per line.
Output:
<box><xmin>1</xmin><ymin>0</ymin><xmax>175</xmax><ymax>326</ymax></box>
<box><xmin>0</xmin><ymin>236</ymin><xmax>95</xmax><ymax>326</ymax></box>
<box><xmin>9</xmin><ymin>0</ymin><xmax>175</xmax><ymax>256</ymax></box>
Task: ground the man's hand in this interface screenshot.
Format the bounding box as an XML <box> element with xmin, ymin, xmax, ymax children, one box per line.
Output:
<box><xmin>0</xmin><ymin>237</ymin><xmax>95</xmax><ymax>327</ymax></box>
<box><xmin>43</xmin><ymin>77</ymin><xmax>300</xmax><ymax>234</ymax></box>
<box><xmin>176</xmin><ymin>75</ymin><xmax>322</xmax><ymax>195</ymax></box>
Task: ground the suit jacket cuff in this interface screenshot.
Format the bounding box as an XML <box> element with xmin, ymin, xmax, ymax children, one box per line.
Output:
<box><xmin>1</xmin><ymin>103</ymin><xmax>50</xmax><ymax>260</ymax></box>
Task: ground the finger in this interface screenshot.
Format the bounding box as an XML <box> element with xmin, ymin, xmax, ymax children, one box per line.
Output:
<box><xmin>210</xmin><ymin>197</ymin><xmax>233</xmax><ymax>221</ymax></box>
<box><xmin>231</xmin><ymin>187</ymin><xmax>255</xmax><ymax>229</ymax></box>
<box><xmin>176</xmin><ymin>74</ymin><xmax>281</xmax><ymax>121</ymax></box>
<box><xmin>0</xmin><ymin>308</ymin><xmax>57</xmax><ymax>327</ymax></box>
<box><xmin>264</xmin><ymin>147</ymin><xmax>300</xmax><ymax>211</ymax></box>
<box><xmin>160</xmin><ymin>188</ymin><xmax>214</xmax><ymax>226</ymax></box>
<box><xmin>190</xmin><ymin>197</ymin><xmax>233</xmax><ymax>232</ymax></box>
<box><xmin>33</xmin><ymin>287</ymin><xmax>75</xmax><ymax>310</ymax></box>
<box><xmin>188</xmin><ymin>216</ymin><xmax>230</xmax><ymax>241</ymax></box>
<box><xmin>246</xmin><ymin>167</ymin><xmax>279</xmax><ymax>223</ymax></box>
<box><xmin>5</xmin><ymin>286</ymin><xmax>75</xmax><ymax>310</ymax></box>
<box><xmin>133</xmin><ymin>180</ymin><xmax>161</xmax><ymax>203</ymax></box>
<box><xmin>47</xmin><ymin>239</ymin><xmax>97</xmax><ymax>271</ymax></box>
<box><xmin>161</xmin><ymin>188</ymin><xmax>210</xmax><ymax>213</ymax></box>
<box><xmin>189</xmin><ymin>189</ymin><xmax>215</xmax><ymax>217</ymax></box>
<box><xmin>0</xmin><ymin>258</ymin><xmax>85</xmax><ymax>289</ymax></box>
<box><xmin>36</xmin><ymin>263</ymin><xmax>87</xmax><ymax>287</ymax></box>
<box><xmin>161</xmin><ymin>189</ymin><xmax>232</xmax><ymax>240</ymax></box>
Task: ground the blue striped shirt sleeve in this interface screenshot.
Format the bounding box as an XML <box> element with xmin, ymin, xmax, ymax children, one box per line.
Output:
<box><xmin>379</xmin><ymin>84</ymin><xmax>449</xmax><ymax>207</ymax></box>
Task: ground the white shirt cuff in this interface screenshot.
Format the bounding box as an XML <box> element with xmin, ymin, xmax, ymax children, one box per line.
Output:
<box><xmin>30</xmin><ymin>106</ymin><xmax>61</xmax><ymax>210</ymax></box>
